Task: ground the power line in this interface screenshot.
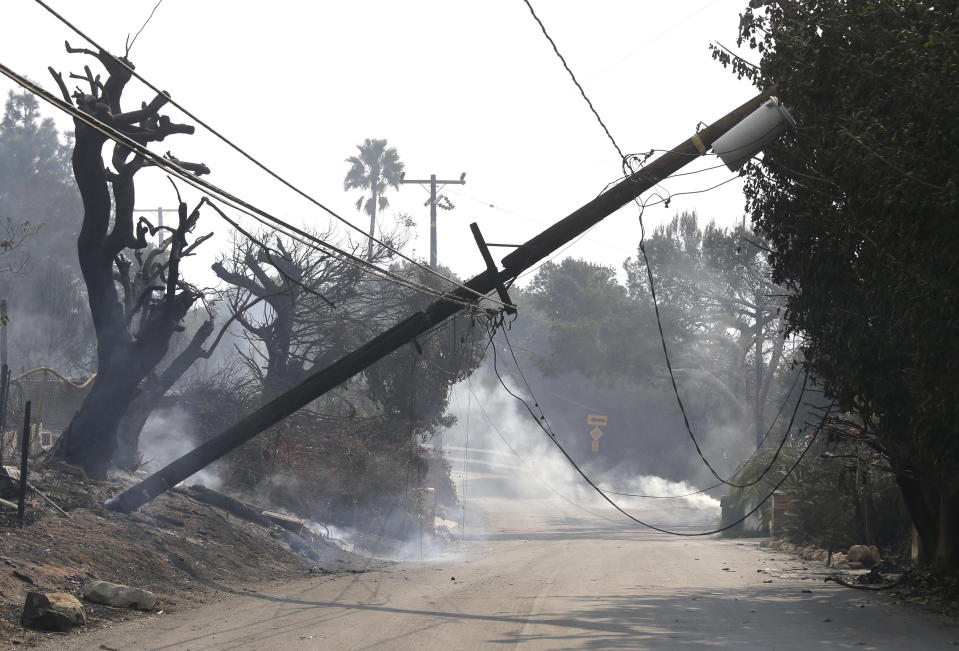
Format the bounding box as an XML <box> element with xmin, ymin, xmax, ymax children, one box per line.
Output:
<box><xmin>625</xmin><ymin>167</ymin><xmax>790</xmax><ymax>488</ymax></box>
<box><xmin>461</xmin><ymin>376</ymin><xmax>472</xmax><ymax>536</ymax></box>
<box><xmin>586</xmin><ymin>0</ymin><xmax>723</xmax><ymax>81</ymax></box>
<box><xmin>29</xmin><ymin>0</ymin><xmax>503</xmax><ymax>309</ymax></box>
<box><xmin>518</xmin><ymin>0</ymin><xmax>794</xmax><ymax>491</ymax></box>
<box><xmin>486</xmin><ymin>319</ymin><xmax>836</xmax><ymax>535</ymax></box>
<box><xmin>520</xmin><ymin>0</ymin><xmax>625</xmax><ymax>161</ymax></box>
<box><xmin>599</xmin><ymin>369</ymin><xmax>806</xmax><ymax>498</ymax></box>
<box><xmin>0</xmin><ymin>60</ymin><xmax>489</xmax><ymax>311</ymax></box>
<box><xmin>498</xmin><ymin>319</ymin><xmax>808</xmax><ymax>492</ymax></box>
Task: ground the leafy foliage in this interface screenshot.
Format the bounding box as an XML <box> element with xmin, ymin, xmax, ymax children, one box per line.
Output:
<box><xmin>718</xmin><ymin>1</ymin><xmax>959</xmax><ymax>567</ymax></box>
<box><xmin>0</xmin><ymin>91</ymin><xmax>78</xmax><ymax>265</ymax></box>
<box><xmin>0</xmin><ymin>91</ymin><xmax>93</xmax><ymax>372</ymax></box>
<box><xmin>343</xmin><ymin>138</ymin><xmax>405</xmax><ymax>219</ymax></box>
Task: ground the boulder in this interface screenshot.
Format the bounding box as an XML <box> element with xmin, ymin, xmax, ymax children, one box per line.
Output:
<box><xmin>830</xmin><ymin>552</ymin><xmax>848</xmax><ymax>566</ymax></box>
<box><xmin>813</xmin><ymin>549</ymin><xmax>829</xmax><ymax>562</ymax></box>
<box><xmin>769</xmin><ymin>539</ymin><xmax>784</xmax><ymax>550</ymax></box>
<box><xmin>84</xmin><ymin>581</ymin><xmax>157</xmax><ymax>610</ymax></box>
<box><xmin>847</xmin><ymin>545</ymin><xmax>881</xmax><ymax>567</ymax></box>
<box><xmin>21</xmin><ymin>592</ymin><xmax>86</xmax><ymax>632</ymax></box>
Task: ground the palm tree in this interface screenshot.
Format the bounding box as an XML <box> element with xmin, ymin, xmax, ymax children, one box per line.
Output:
<box><xmin>343</xmin><ymin>138</ymin><xmax>404</xmax><ymax>260</ymax></box>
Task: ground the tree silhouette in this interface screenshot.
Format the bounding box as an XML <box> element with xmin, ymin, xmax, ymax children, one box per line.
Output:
<box><xmin>343</xmin><ymin>138</ymin><xmax>404</xmax><ymax>260</ymax></box>
<box><xmin>47</xmin><ymin>44</ymin><xmax>214</xmax><ymax>477</ymax></box>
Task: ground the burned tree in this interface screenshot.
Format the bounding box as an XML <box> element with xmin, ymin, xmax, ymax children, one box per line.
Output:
<box><xmin>48</xmin><ymin>45</ymin><xmax>213</xmax><ymax>478</ymax></box>
<box><xmin>212</xmin><ymin>225</ymin><xmax>404</xmax><ymax>398</ymax></box>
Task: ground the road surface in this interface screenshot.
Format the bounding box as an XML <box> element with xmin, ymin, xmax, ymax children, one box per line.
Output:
<box><xmin>52</xmin><ymin>446</ymin><xmax>959</xmax><ymax>650</ymax></box>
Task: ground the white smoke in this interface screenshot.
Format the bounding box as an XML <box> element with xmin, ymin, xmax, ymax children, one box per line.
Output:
<box><xmin>436</xmin><ymin>366</ymin><xmax>722</xmax><ymax>535</ymax></box>
<box><xmin>138</xmin><ymin>406</ymin><xmax>221</xmax><ymax>489</ymax></box>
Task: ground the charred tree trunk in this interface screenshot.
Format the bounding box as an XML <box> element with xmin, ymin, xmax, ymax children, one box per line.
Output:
<box><xmin>114</xmin><ymin>319</ymin><xmax>215</xmax><ymax>470</ymax></box>
<box><xmin>48</xmin><ymin>45</ymin><xmax>211</xmax><ymax>478</ymax></box>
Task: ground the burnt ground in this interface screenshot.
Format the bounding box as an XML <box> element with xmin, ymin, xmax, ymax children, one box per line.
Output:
<box><xmin>0</xmin><ymin>463</ymin><xmax>376</xmax><ymax>648</ymax></box>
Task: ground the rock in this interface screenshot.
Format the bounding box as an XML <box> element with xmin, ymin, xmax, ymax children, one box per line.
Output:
<box><xmin>813</xmin><ymin>549</ymin><xmax>829</xmax><ymax>562</ymax></box>
<box><xmin>770</xmin><ymin>539</ymin><xmax>784</xmax><ymax>550</ymax></box>
<box><xmin>84</xmin><ymin>581</ymin><xmax>157</xmax><ymax>610</ymax></box>
<box><xmin>847</xmin><ymin>545</ymin><xmax>880</xmax><ymax>567</ymax></box>
<box><xmin>831</xmin><ymin>552</ymin><xmax>848</xmax><ymax>566</ymax></box>
<box><xmin>21</xmin><ymin>592</ymin><xmax>86</xmax><ymax>632</ymax></box>
<box><xmin>759</xmin><ymin>539</ymin><xmax>771</xmax><ymax>548</ymax></box>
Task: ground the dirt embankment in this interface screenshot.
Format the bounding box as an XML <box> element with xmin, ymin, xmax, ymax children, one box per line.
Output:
<box><xmin>0</xmin><ymin>465</ymin><xmax>371</xmax><ymax>648</ymax></box>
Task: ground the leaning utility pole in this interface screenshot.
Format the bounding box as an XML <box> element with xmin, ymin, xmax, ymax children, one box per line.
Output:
<box><xmin>108</xmin><ymin>88</ymin><xmax>776</xmax><ymax>513</ymax></box>
<box><xmin>400</xmin><ymin>173</ymin><xmax>466</xmax><ymax>268</ymax></box>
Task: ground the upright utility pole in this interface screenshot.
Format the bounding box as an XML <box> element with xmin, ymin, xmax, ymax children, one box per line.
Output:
<box><xmin>400</xmin><ymin>173</ymin><xmax>466</xmax><ymax>268</ymax></box>
<box><xmin>109</xmin><ymin>88</ymin><xmax>776</xmax><ymax>513</ymax></box>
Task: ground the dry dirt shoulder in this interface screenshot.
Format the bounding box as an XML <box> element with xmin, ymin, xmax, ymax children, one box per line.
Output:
<box><xmin>0</xmin><ymin>467</ymin><xmax>373</xmax><ymax>649</ymax></box>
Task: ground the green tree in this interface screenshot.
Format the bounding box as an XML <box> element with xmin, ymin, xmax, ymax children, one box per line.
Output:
<box><xmin>343</xmin><ymin>138</ymin><xmax>404</xmax><ymax>261</ymax></box>
<box><xmin>0</xmin><ymin>90</ymin><xmax>93</xmax><ymax>372</ymax></box>
<box><xmin>526</xmin><ymin>258</ymin><xmax>658</xmax><ymax>380</ymax></box>
<box><xmin>0</xmin><ymin>90</ymin><xmax>77</xmax><ymax>264</ymax></box>
<box><xmin>722</xmin><ymin>1</ymin><xmax>959</xmax><ymax>570</ymax></box>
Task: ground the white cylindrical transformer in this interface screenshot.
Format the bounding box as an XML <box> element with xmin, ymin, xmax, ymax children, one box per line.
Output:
<box><xmin>711</xmin><ymin>97</ymin><xmax>796</xmax><ymax>171</ymax></box>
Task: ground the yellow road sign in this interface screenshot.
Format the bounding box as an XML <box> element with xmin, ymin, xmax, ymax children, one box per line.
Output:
<box><xmin>589</xmin><ymin>426</ymin><xmax>604</xmax><ymax>452</ymax></box>
<box><xmin>586</xmin><ymin>413</ymin><xmax>608</xmax><ymax>427</ymax></box>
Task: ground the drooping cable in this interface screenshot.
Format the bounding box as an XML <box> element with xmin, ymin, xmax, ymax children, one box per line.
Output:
<box><xmin>467</xmin><ymin>382</ymin><xmax>623</xmax><ymax>525</ymax></box>
<box><xmin>486</xmin><ymin>321</ymin><xmax>836</xmax><ymax>536</ymax></box>
<box><xmin>623</xmin><ymin>156</ymin><xmax>802</xmax><ymax>488</ymax></box>
<box><xmin>599</xmin><ymin>368</ymin><xmax>806</xmax><ymax>498</ymax></box>
<box><xmin>484</xmin><ymin>42</ymin><xmax>793</xmax><ymax>488</ymax></box>
<box><xmin>496</xmin><ymin>316</ymin><xmax>809</xmax><ymax>491</ymax></box>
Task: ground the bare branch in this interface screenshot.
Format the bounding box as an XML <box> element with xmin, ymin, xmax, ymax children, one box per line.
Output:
<box><xmin>111</xmin><ymin>92</ymin><xmax>171</xmax><ymax>126</ymax></box>
<box><xmin>200</xmin><ymin>296</ymin><xmax>265</xmax><ymax>359</ymax></box>
<box><xmin>47</xmin><ymin>67</ymin><xmax>73</xmax><ymax>105</ymax></box>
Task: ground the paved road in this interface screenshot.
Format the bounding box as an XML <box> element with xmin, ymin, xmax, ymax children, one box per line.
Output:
<box><xmin>54</xmin><ymin>447</ymin><xmax>959</xmax><ymax>650</ymax></box>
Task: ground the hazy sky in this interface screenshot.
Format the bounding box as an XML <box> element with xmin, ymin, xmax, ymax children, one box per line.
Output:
<box><xmin>1</xmin><ymin>0</ymin><xmax>759</xmax><ymax>289</ymax></box>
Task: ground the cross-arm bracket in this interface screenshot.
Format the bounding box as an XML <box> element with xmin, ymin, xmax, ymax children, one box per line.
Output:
<box><xmin>470</xmin><ymin>222</ymin><xmax>516</xmax><ymax>315</ymax></box>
